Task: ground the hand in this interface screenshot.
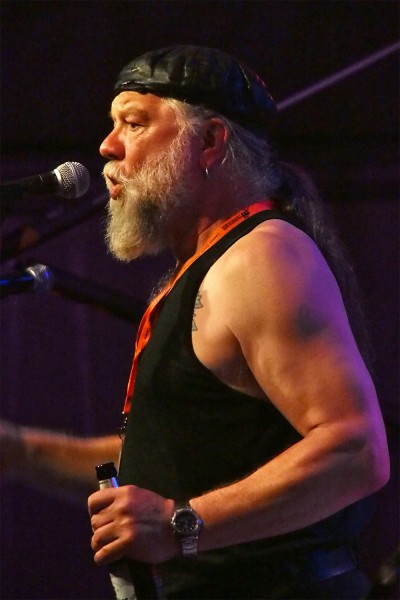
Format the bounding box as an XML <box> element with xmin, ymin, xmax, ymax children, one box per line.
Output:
<box><xmin>88</xmin><ymin>485</ymin><xmax>178</xmax><ymax>565</ymax></box>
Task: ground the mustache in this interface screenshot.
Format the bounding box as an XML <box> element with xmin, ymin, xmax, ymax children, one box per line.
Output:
<box><xmin>103</xmin><ymin>162</ymin><xmax>130</xmax><ymax>185</ymax></box>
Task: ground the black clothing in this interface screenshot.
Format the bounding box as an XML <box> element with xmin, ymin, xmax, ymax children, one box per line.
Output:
<box><xmin>118</xmin><ymin>210</ymin><xmax>372</xmax><ymax>598</ymax></box>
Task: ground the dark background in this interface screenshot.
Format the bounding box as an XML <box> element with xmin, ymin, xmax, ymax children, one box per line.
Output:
<box><xmin>1</xmin><ymin>1</ymin><xmax>398</xmax><ymax>598</ymax></box>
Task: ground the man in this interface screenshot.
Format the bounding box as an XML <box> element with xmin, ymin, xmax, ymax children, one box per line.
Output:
<box><xmin>1</xmin><ymin>46</ymin><xmax>389</xmax><ymax>598</ymax></box>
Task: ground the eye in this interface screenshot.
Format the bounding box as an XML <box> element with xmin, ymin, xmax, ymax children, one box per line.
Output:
<box><xmin>126</xmin><ymin>121</ymin><xmax>142</xmax><ymax>130</ymax></box>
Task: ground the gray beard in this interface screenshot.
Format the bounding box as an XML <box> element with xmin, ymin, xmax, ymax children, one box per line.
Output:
<box><xmin>104</xmin><ymin>133</ymin><xmax>199</xmax><ymax>262</ymax></box>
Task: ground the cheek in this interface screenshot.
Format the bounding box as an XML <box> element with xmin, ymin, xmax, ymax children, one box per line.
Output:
<box><xmin>124</xmin><ymin>140</ymin><xmax>163</xmax><ymax>176</ymax></box>
<box><xmin>123</xmin><ymin>147</ymin><xmax>145</xmax><ymax>176</ymax></box>
<box><xmin>123</xmin><ymin>124</ymin><xmax>182</xmax><ymax>174</ymax></box>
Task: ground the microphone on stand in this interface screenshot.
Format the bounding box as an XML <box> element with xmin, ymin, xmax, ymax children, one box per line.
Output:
<box><xmin>0</xmin><ymin>162</ymin><xmax>90</xmax><ymax>201</ymax></box>
<box><xmin>0</xmin><ymin>264</ymin><xmax>54</xmax><ymax>299</ymax></box>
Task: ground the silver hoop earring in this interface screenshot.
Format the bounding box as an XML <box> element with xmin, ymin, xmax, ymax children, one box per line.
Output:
<box><xmin>205</xmin><ymin>167</ymin><xmax>210</xmax><ymax>180</ymax></box>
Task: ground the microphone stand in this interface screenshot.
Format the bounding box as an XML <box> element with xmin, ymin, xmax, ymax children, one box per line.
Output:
<box><xmin>46</xmin><ymin>264</ymin><xmax>146</xmax><ymax>324</ymax></box>
<box><xmin>1</xmin><ymin>190</ymin><xmax>147</xmax><ymax>324</ymax></box>
<box><xmin>1</xmin><ymin>192</ymin><xmax>108</xmax><ymax>263</ymax></box>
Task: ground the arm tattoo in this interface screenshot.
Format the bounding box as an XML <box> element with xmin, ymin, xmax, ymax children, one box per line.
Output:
<box><xmin>295</xmin><ymin>304</ymin><xmax>326</xmax><ymax>339</ymax></box>
<box><xmin>192</xmin><ymin>292</ymin><xmax>203</xmax><ymax>332</ymax></box>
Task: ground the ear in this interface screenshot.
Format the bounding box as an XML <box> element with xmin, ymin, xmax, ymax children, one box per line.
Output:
<box><xmin>199</xmin><ymin>118</ymin><xmax>229</xmax><ymax>171</ymax></box>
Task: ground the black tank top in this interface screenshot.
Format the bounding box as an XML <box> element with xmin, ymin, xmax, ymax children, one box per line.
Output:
<box><xmin>118</xmin><ymin>210</ymin><xmax>372</xmax><ymax>598</ymax></box>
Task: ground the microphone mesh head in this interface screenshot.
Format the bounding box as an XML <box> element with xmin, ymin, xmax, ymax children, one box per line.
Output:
<box><xmin>26</xmin><ymin>264</ymin><xmax>54</xmax><ymax>292</ymax></box>
<box><xmin>56</xmin><ymin>162</ymin><xmax>90</xmax><ymax>198</ymax></box>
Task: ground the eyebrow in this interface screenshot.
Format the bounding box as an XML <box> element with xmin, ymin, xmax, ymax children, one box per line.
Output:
<box><xmin>109</xmin><ymin>105</ymin><xmax>149</xmax><ymax>122</ymax></box>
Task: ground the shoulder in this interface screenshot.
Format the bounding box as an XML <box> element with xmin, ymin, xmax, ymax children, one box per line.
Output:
<box><xmin>204</xmin><ymin>217</ymin><xmax>346</xmax><ymax>336</ymax></box>
<box><xmin>209</xmin><ymin>217</ymin><xmax>338</xmax><ymax>298</ymax></box>
<box><xmin>239</xmin><ymin>218</ymin><xmax>324</xmax><ymax>268</ymax></box>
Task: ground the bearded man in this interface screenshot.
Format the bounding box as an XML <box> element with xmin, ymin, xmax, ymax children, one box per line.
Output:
<box><xmin>1</xmin><ymin>46</ymin><xmax>390</xmax><ymax>599</ymax></box>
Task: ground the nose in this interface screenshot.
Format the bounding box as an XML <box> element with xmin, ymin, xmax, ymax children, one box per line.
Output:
<box><xmin>99</xmin><ymin>129</ymin><xmax>125</xmax><ymax>161</ymax></box>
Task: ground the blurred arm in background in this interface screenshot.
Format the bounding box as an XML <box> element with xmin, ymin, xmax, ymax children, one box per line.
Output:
<box><xmin>0</xmin><ymin>419</ymin><xmax>120</xmax><ymax>502</ymax></box>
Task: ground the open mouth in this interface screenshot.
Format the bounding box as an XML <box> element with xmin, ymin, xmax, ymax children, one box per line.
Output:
<box><xmin>106</xmin><ymin>175</ymin><xmax>123</xmax><ymax>199</ymax></box>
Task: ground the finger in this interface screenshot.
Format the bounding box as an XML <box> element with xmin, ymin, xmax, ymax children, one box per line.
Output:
<box><xmin>93</xmin><ymin>535</ymin><xmax>124</xmax><ymax>566</ymax></box>
<box><xmin>88</xmin><ymin>488</ymin><xmax>116</xmax><ymax>516</ymax></box>
<box><xmin>90</xmin><ymin>511</ymin><xmax>114</xmax><ymax>533</ymax></box>
<box><xmin>91</xmin><ymin>521</ymin><xmax>117</xmax><ymax>552</ymax></box>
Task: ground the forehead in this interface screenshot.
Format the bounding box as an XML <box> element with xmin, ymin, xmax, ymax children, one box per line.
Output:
<box><xmin>110</xmin><ymin>91</ymin><xmax>175</xmax><ymax>120</ymax></box>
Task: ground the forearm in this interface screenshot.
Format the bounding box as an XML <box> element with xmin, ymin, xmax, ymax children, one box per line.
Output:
<box><xmin>191</xmin><ymin>421</ymin><xmax>389</xmax><ymax>552</ymax></box>
<box><xmin>86</xmin><ymin>419</ymin><xmax>388</xmax><ymax>567</ymax></box>
<box><xmin>1</xmin><ymin>420</ymin><xmax>121</xmax><ymax>502</ymax></box>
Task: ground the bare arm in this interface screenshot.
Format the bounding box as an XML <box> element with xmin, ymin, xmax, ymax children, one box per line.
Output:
<box><xmin>1</xmin><ymin>419</ymin><xmax>121</xmax><ymax>502</ymax></box>
<box><xmin>190</xmin><ymin>219</ymin><xmax>389</xmax><ymax>550</ymax></box>
<box><xmin>89</xmin><ymin>220</ymin><xmax>389</xmax><ymax>565</ymax></box>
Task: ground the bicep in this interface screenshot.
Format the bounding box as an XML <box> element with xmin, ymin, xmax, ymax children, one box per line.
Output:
<box><xmin>229</xmin><ymin>229</ymin><xmax>377</xmax><ymax>437</ymax></box>
<box><xmin>247</xmin><ymin>319</ymin><xmax>375</xmax><ymax>437</ymax></box>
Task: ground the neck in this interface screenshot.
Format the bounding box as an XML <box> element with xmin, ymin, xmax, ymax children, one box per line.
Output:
<box><xmin>171</xmin><ymin>192</ymin><xmax>268</xmax><ymax>266</ymax></box>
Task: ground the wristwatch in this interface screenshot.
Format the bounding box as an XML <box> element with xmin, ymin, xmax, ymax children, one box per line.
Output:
<box><xmin>171</xmin><ymin>501</ymin><xmax>203</xmax><ymax>557</ymax></box>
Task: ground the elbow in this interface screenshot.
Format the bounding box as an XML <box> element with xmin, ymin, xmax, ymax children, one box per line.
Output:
<box><xmin>369</xmin><ymin>447</ymin><xmax>390</xmax><ymax>493</ymax></box>
<box><xmin>358</xmin><ymin>424</ymin><xmax>390</xmax><ymax>496</ymax></box>
<box><xmin>334</xmin><ymin>416</ymin><xmax>391</xmax><ymax>501</ymax></box>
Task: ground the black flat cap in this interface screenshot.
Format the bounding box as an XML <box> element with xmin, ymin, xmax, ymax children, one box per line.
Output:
<box><xmin>114</xmin><ymin>45</ymin><xmax>277</xmax><ymax>137</ymax></box>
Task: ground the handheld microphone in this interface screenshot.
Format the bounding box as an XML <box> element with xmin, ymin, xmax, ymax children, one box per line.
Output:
<box><xmin>0</xmin><ymin>162</ymin><xmax>90</xmax><ymax>201</ymax></box>
<box><xmin>0</xmin><ymin>264</ymin><xmax>54</xmax><ymax>298</ymax></box>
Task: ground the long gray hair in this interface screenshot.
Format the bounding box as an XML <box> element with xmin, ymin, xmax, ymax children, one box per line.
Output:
<box><xmin>166</xmin><ymin>97</ymin><xmax>373</xmax><ymax>367</ymax></box>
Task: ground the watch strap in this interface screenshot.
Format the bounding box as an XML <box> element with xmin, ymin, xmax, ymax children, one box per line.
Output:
<box><xmin>172</xmin><ymin>501</ymin><xmax>202</xmax><ymax>558</ymax></box>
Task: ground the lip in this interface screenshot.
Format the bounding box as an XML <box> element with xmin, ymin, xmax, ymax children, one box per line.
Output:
<box><xmin>106</xmin><ymin>175</ymin><xmax>123</xmax><ymax>199</ymax></box>
<box><xmin>109</xmin><ymin>183</ymin><xmax>123</xmax><ymax>199</ymax></box>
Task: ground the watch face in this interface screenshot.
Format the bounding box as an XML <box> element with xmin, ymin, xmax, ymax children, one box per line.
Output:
<box><xmin>174</xmin><ymin>508</ymin><xmax>199</xmax><ymax>534</ymax></box>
